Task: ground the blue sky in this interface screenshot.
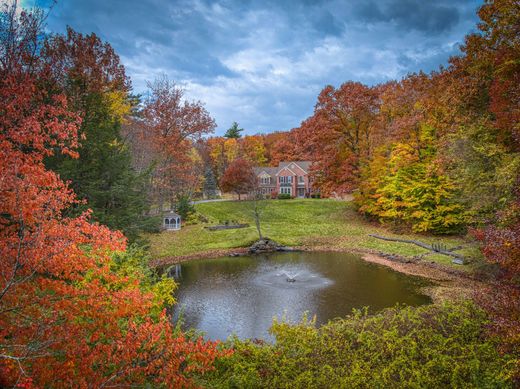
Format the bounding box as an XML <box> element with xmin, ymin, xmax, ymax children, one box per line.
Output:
<box><xmin>37</xmin><ymin>0</ymin><xmax>482</xmax><ymax>135</ymax></box>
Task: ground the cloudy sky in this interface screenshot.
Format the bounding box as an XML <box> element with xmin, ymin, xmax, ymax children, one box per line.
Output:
<box><xmin>36</xmin><ymin>0</ymin><xmax>482</xmax><ymax>135</ymax></box>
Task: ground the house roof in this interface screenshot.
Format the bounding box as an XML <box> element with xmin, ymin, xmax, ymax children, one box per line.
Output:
<box><xmin>275</xmin><ymin>164</ymin><xmax>298</xmax><ymax>176</ymax></box>
<box><xmin>254</xmin><ymin>161</ymin><xmax>312</xmax><ymax>177</ymax></box>
<box><xmin>278</xmin><ymin>161</ymin><xmax>312</xmax><ymax>173</ymax></box>
<box><xmin>254</xmin><ymin>167</ymin><xmax>278</xmax><ymax>177</ymax></box>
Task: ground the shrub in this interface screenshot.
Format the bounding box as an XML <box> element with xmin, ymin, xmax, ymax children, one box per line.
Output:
<box><xmin>277</xmin><ymin>193</ymin><xmax>292</xmax><ymax>200</ymax></box>
<box><xmin>200</xmin><ymin>302</ymin><xmax>516</xmax><ymax>388</ymax></box>
<box><xmin>175</xmin><ymin>194</ymin><xmax>195</xmax><ymax>219</ymax></box>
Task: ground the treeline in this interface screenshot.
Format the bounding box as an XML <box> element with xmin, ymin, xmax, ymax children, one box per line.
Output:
<box><xmin>0</xmin><ymin>3</ymin><xmax>226</xmax><ymax>386</ymax></box>
<box><xmin>199</xmin><ymin>0</ymin><xmax>519</xmax><ymax>277</ymax></box>
<box><xmin>39</xmin><ymin>33</ymin><xmax>216</xmax><ymax>240</ymax></box>
<box><xmin>260</xmin><ymin>1</ymin><xmax>519</xmax><ymax>272</ymax></box>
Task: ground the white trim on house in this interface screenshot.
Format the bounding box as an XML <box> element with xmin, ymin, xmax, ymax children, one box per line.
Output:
<box><xmin>289</xmin><ymin>162</ymin><xmax>308</xmax><ymax>174</ymax></box>
<box><xmin>275</xmin><ymin>166</ymin><xmax>297</xmax><ymax>176</ymax></box>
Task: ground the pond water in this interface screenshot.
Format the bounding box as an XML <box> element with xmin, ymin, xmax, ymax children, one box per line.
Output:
<box><xmin>169</xmin><ymin>251</ymin><xmax>431</xmax><ymax>340</ymax></box>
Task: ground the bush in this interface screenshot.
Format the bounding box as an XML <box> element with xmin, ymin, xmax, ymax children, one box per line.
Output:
<box><xmin>310</xmin><ymin>193</ymin><xmax>321</xmax><ymax>199</ymax></box>
<box><xmin>277</xmin><ymin>193</ymin><xmax>292</xmax><ymax>200</ymax></box>
<box><xmin>270</xmin><ymin>191</ymin><xmax>278</xmax><ymax>199</ymax></box>
<box><xmin>199</xmin><ymin>302</ymin><xmax>516</xmax><ymax>388</ymax></box>
<box><xmin>175</xmin><ymin>194</ymin><xmax>195</xmax><ymax>219</ymax></box>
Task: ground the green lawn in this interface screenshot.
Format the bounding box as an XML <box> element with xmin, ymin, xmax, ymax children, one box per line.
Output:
<box><xmin>147</xmin><ymin>199</ymin><xmax>483</xmax><ymax>269</ymax></box>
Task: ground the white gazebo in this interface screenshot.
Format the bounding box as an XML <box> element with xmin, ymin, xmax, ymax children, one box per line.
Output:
<box><xmin>163</xmin><ymin>212</ymin><xmax>181</xmax><ymax>231</ymax></box>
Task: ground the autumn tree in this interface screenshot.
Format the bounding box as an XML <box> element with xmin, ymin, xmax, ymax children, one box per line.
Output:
<box><xmin>142</xmin><ymin>76</ymin><xmax>215</xmax><ymax>209</ymax></box>
<box><xmin>240</xmin><ymin>135</ymin><xmax>268</xmax><ymax>165</ymax></box>
<box><xmin>41</xmin><ymin>27</ymin><xmax>149</xmax><ymax>240</ymax></box>
<box><xmin>206</xmin><ymin>136</ymin><xmax>240</xmax><ymax>183</ymax></box>
<box><xmin>285</xmin><ymin>82</ymin><xmax>379</xmax><ymax>196</ymax></box>
<box><xmin>219</xmin><ymin>158</ymin><xmax>256</xmax><ymax>200</ymax></box>
<box><xmin>0</xmin><ymin>4</ymin><xmax>226</xmax><ymax>386</ymax></box>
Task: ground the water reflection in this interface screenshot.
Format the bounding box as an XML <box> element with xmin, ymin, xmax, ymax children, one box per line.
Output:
<box><xmin>170</xmin><ymin>251</ymin><xmax>431</xmax><ymax>340</ymax></box>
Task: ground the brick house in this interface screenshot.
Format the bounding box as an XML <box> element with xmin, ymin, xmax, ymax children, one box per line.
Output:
<box><xmin>254</xmin><ymin>161</ymin><xmax>313</xmax><ymax>198</ymax></box>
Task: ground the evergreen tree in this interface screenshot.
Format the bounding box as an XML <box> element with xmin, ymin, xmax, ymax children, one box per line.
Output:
<box><xmin>224</xmin><ymin>121</ymin><xmax>244</xmax><ymax>138</ymax></box>
<box><xmin>203</xmin><ymin>165</ymin><xmax>219</xmax><ymax>198</ymax></box>
<box><xmin>43</xmin><ymin>29</ymin><xmax>151</xmax><ymax>241</ymax></box>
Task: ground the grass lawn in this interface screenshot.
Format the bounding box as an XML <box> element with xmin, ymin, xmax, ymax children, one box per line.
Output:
<box><xmin>147</xmin><ymin>199</ymin><xmax>483</xmax><ymax>270</ymax></box>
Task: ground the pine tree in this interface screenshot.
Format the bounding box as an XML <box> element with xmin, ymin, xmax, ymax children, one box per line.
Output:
<box><xmin>203</xmin><ymin>165</ymin><xmax>219</xmax><ymax>199</ymax></box>
<box><xmin>224</xmin><ymin>121</ymin><xmax>244</xmax><ymax>138</ymax></box>
<box><xmin>43</xmin><ymin>29</ymin><xmax>150</xmax><ymax>241</ymax></box>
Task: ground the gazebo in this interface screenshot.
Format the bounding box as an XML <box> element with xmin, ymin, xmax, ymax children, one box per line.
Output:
<box><xmin>163</xmin><ymin>211</ymin><xmax>181</xmax><ymax>231</ymax></box>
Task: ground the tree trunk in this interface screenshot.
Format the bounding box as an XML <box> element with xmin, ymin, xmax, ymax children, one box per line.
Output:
<box><xmin>368</xmin><ymin>234</ymin><xmax>466</xmax><ymax>261</ymax></box>
<box><xmin>254</xmin><ymin>204</ymin><xmax>263</xmax><ymax>240</ymax></box>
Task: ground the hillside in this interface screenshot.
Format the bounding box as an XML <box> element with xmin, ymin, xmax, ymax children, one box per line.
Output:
<box><xmin>148</xmin><ymin>199</ymin><xmax>482</xmax><ymax>269</ymax></box>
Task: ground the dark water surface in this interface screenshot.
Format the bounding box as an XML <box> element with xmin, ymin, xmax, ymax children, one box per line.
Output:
<box><xmin>169</xmin><ymin>251</ymin><xmax>431</xmax><ymax>340</ymax></box>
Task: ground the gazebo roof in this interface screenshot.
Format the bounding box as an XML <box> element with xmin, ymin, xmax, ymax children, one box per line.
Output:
<box><xmin>163</xmin><ymin>211</ymin><xmax>181</xmax><ymax>218</ymax></box>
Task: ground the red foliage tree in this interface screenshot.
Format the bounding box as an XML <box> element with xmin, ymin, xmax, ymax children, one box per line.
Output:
<box><xmin>219</xmin><ymin>158</ymin><xmax>256</xmax><ymax>200</ymax></box>
<box><xmin>0</xmin><ymin>5</ymin><xmax>226</xmax><ymax>386</ymax></box>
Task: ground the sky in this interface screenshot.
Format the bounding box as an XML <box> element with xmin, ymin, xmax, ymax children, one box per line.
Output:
<box><xmin>32</xmin><ymin>0</ymin><xmax>483</xmax><ymax>135</ymax></box>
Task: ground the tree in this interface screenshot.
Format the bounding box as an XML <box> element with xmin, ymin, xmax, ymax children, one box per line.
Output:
<box><xmin>219</xmin><ymin>158</ymin><xmax>256</xmax><ymax>200</ymax></box>
<box><xmin>240</xmin><ymin>135</ymin><xmax>268</xmax><ymax>165</ymax></box>
<box><xmin>203</xmin><ymin>165</ymin><xmax>219</xmax><ymax>198</ymax></box>
<box><xmin>41</xmin><ymin>27</ymin><xmax>149</xmax><ymax>240</ymax></box>
<box><xmin>142</xmin><ymin>76</ymin><xmax>215</xmax><ymax>209</ymax></box>
<box><xmin>224</xmin><ymin>121</ymin><xmax>244</xmax><ymax>138</ymax></box>
<box><xmin>0</xmin><ymin>5</ymin><xmax>227</xmax><ymax>386</ymax></box>
<box><xmin>358</xmin><ymin>142</ymin><xmax>466</xmax><ymax>234</ymax></box>
<box><xmin>248</xmin><ymin>182</ymin><xmax>267</xmax><ymax>240</ymax></box>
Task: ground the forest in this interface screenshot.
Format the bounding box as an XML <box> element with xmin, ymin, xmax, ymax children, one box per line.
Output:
<box><xmin>0</xmin><ymin>0</ymin><xmax>518</xmax><ymax>387</ymax></box>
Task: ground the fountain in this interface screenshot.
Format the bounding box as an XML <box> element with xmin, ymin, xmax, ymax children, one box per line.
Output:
<box><xmin>254</xmin><ymin>265</ymin><xmax>333</xmax><ymax>290</ymax></box>
<box><xmin>279</xmin><ymin>270</ymin><xmax>300</xmax><ymax>282</ymax></box>
<box><xmin>170</xmin><ymin>251</ymin><xmax>432</xmax><ymax>340</ymax></box>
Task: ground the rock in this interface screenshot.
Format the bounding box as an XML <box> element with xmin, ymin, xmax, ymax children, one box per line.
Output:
<box><xmin>452</xmin><ymin>258</ymin><xmax>464</xmax><ymax>265</ymax></box>
<box><xmin>249</xmin><ymin>238</ymin><xmax>281</xmax><ymax>254</ymax></box>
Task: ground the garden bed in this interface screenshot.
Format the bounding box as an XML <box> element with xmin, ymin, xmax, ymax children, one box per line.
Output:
<box><xmin>204</xmin><ymin>223</ymin><xmax>249</xmax><ymax>231</ymax></box>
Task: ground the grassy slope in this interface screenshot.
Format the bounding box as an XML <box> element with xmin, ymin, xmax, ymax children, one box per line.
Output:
<box><xmin>148</xmin><ymin>199</ymin><xmax>482</xmax><ymax>269</ymax></box>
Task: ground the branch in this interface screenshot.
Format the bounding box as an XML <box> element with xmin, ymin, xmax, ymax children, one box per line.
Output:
<box><xmin>368</xmin><ymin>234</ymin><xmax>466</xmax><ymax>262</ymax></box>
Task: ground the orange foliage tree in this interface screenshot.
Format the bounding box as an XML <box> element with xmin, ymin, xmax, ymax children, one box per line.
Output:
<box><xmin>0</xmin><ymin>4</ymin><xmax>226</xmax><ymax>387</ymax></box>
<box><xmin>142</xmin><ymin>76</ymin><xmax>216</xmax><ymax>208</ymax></box>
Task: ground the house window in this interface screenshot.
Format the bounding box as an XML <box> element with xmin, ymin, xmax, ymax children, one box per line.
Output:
<box><xmin>280</xmin><ymin>187</ymin><xmax>292</xmax><ymax>195</ymax></box>
<box><xmin>279</xmin><ymin>176</ymin><xmax>293</xmax><ymax>184</ymax></box>
<box><xmin>298</xmin><ymin>176</ymin><xmax>304</xmax><ymax>183</ymax></box>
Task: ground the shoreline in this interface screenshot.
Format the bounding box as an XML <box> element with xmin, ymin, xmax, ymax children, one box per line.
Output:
<box><xmin>150</xmin><ymin>245</ymin><xmax>483</xmax><ymax>304</ymax></box>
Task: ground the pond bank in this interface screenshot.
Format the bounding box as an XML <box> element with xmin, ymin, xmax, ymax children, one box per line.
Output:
<box><xmin>151</xmin><ymin>245</ymin><xmax>483</xmax><ymax>304</ymax></box>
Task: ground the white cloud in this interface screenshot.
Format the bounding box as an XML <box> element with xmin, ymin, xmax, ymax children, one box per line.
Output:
<box><xmin>45</xmin><ymin>0</ymin><xmax>483</xmax><ymax>135</ymax></box>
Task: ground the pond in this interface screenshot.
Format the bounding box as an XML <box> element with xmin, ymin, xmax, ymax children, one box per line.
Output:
<box><xmin>169</xmin><ymin>251</ymin><xmax>432</xmax><ymax>340</ymax></box>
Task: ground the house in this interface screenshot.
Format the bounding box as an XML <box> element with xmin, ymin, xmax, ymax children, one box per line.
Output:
<box><xmin>163</xmin><ymin>211</ymin><xmax>181</xmax><ymax>231</ymax></box>
<box><xmin>254</xmin><ymin>161</ymin><xmax>313</xmax><ymax>198</ymax></box>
